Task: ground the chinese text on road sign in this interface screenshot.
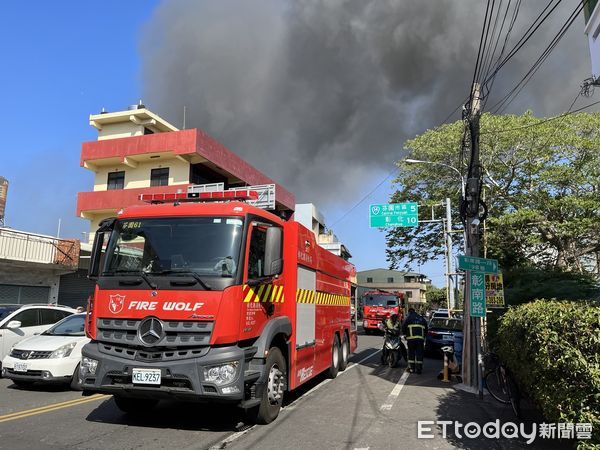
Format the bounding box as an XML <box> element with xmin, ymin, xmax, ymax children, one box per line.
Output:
<box><xmin>470</xmin><ymin>271</ymin><xmax>486</xmax><ymax>317</ymax></box>
<box><xmin>458</xmin><ymin>255</ymin><xmax>498</xmax><ymax>273</ymax></box>
<box><xmin>369</xmin><ymin>203</ymin><xmax>418</xmax><ymax>228</ymax></box>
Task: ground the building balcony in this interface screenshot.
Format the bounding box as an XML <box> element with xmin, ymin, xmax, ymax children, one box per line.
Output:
<box><xmin>76</xmin><ymin>184</ymin><xmax>193</xmax><ymax>218</ymax></box>
<box><xmin>80</xmin><ymin>129</ymin><xmax>294</xmax><ymax>210</ymax></box>
<box><xmin>0</xmin><ymin>228</ymin><xmax>79</xmax><ymax>269</ymax></box>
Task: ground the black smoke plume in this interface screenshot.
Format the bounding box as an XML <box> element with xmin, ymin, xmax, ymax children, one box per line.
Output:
<box><xmin>141</xmin><ymin>0</ymin><xmax>590</xmax><ymax>204</ymax></box>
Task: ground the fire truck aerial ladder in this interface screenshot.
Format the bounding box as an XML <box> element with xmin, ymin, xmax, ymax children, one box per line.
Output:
<box><xmin>81</xmin><ymin>183</ymin><xmax>357</xmax><ymax>424</ymax></box>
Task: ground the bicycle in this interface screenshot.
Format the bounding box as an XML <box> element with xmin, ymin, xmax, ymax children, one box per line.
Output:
<box><xmin>483</xmin><ymin>352</ymin><xmax>521</xmax><ymax>418</ymax></box>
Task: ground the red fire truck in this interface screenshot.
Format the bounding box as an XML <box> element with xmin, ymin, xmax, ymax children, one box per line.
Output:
<box><xmin>361</xmin><ymin>291</ymin><xmax>404</xmax><ymax>333</ymax></box>
<box><xmin>80</xmin><ymin>186</ymin><xmax>357</xmax><ymax>424</ymax></box>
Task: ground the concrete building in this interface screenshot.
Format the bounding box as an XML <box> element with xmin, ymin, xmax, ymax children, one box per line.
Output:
<box><xmin>77</xmin><ymin>104</ymin><xmax>295</xmax><ymax>242</ymax></box>
<box><xmin>357</xmin><ymin>268</ymin><xmax>430</xmax><ymax>306</ymax></box>
<box><xmin>585</xmin><ymin>0</ymin><xmax>600</xmax><ymax>78</ymax></box>
<box><xmin>294</xmin><ymin>204</ymin><xmax>352</xmax><ymax>261</ymax></box>
<box><xmin>0</xmin><ymin>227</ymin><xmax>80</xmax><ymax>305</ymax></box>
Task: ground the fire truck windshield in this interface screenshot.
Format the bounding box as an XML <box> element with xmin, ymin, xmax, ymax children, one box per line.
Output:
<box><xmin>364</xmin><ymin>295</ymin><xmax>398</xmax><ymax>307</ymax></box>
<box><xmin>102</xmin><ymin>217</ymin><xmax>244</xmax><ymax>278</ymax></box>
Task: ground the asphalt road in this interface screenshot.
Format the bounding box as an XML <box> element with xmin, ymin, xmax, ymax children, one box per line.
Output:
<box><xmin>0</xmin><ymin>332</ymin><xmax>535</xmax><ymax>449</ymax></box>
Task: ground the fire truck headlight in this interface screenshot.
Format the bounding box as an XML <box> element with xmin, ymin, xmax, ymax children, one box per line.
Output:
<box><xmin>203</xmin><ymin>361</ymin><xmax>239</xmax><ymax>385</ymax></box>
<box><xmin>81</xmin><ymin>357</ymin><xmax>98</xmax><ymax>376</ymax></box>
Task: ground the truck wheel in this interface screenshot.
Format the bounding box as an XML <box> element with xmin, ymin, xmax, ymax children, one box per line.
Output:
<box><xmin>339</xmin><ymin>335</ymin><xmax>350</xmax><ymax>371</ymax></box>
<box><xmin>70</xmin><ymin>363</ymin><xmax>83</xmax><ymax>391</ymax></box>
<box><xmin>328</xmin><ymin>335</ymin><xmax>341</xmax><ymax>378</ymax></box>
<box><xmin>248</xmin><ymin>347</ymin><xmax>286</xmax><ymax>425</ymax></box>
<box><xmin>113</xmin><ymin>396</ymin><xmax>158</xmax><ymax>415</ymax></box>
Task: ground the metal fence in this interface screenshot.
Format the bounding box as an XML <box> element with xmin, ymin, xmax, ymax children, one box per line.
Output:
<box><xmin>0</xmin><ymin>228</ymin><xmax>79</xmax><ymax>268</ymax></box>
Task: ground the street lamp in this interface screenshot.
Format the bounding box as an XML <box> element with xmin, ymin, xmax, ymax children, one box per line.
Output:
<box><xmin>404</xmin><ymin>159</ymin><xmax>465</xmax><ymax>198</ymax></box>
<box><xmin>403</xmin><ymin>158</ymin><xmax>465</xmax><ymax>311</ymax></box>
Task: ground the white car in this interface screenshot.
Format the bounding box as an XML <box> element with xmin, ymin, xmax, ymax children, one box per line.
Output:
<box><xmin>0</xmin><ymin>304</ymin><xmax>76</xmax><ymax>368</ymax></box>
<box><xmin>1</xmin><ymin>313</ymin><xmax>89</xmax><ymax>389</ymax></box>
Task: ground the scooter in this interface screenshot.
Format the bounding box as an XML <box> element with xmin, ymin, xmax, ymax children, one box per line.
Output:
<box><xmin>378</xmin><ymin>323</ymin><xmax>408</xmax><ymax>368</ymax></box>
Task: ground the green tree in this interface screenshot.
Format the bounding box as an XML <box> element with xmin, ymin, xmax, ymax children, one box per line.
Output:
<box><xmin>386</xmin><ymin>111</ymin><xmax>600</xmax><ymax>275</ymax></box>
<box><xmin>425</xmin><ymin>285</ymin><xmax>447</xmax><ymax>310</ymax></box>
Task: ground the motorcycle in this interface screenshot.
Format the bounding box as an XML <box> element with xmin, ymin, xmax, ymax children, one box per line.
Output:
<box><xmin>378</xmin><ymin>323</ymin><xmax>407</xmax><ymax>368</ymax></box>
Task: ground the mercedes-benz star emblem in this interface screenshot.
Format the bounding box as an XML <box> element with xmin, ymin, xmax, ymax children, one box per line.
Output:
<box><xmin>138</xmin><ymin>317</ymin><xmax>164</xmax><ymax>345</ymax></box>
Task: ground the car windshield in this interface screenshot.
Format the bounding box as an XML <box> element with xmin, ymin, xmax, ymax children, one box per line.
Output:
<box><xmin>364</xmin><ymin>295</ymin><xmax>398</xmax><ymax>307</ymax></box>
<box><xmin>430</xmin><ymin>318</ymin><xmax>463</xmax><ymax>331</ymax></box>
<box><xmin>0</xmin><ymin>306</ymin><xmax>19</xmax><ymax>320</ymax></box>
<box><xmin>102</xmin><ymin>217</ymin><xmax>244</xmax><ymax>278</ymax></box>
<box><xmin>43</xmin><ymin>314</ymin><xmax>86</xmax><ymax>336</ymax></box>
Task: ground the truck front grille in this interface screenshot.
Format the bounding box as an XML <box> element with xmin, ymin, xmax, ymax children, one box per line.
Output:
<box><xmin>98</xmin><ymin>342</ymin><xmax>211</xmax><ymax>362</ymax></box>
<box><xmin>96</xmin><ymin>318</ymin><xmax>214</xmax><ymax>348</ymax></box>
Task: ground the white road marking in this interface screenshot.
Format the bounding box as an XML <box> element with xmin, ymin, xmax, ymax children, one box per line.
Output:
<box><xmin>379</xmin><ymin>370</ymin><xmax>410</xmax><ymax>411</ymax></box>
<box><xmin>209</xmin><ymin>348</ymin><xmax>382</xmax><ymax>449</ymax></box>
<box><xmin>285</xmin><ymin>348</ymin><xmax>381</xmax><ymax>410</ymax></box>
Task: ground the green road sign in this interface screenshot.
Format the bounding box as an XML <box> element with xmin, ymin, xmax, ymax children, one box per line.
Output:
<box><xmin>458</xmin><ymin>255</ymin><xmax>498</xmax><ymax>273</ymax></box>
<box><xmin>470</xmin><ymin>271</ymin><xmax>486</xmax><ymax>317</ymax></box>
<box><xmin>369</xmin><ymin>203</ymin><xmax>418</xmax><ymax>228</ymax></box>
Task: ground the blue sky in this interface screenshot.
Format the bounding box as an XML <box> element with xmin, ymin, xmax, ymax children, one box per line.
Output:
<box><xmin>0</xmin><ymin>1</ymin><xmax>446</xmax><ymax>287</ymax></box>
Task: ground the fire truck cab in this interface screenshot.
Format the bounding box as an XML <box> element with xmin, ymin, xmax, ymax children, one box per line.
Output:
<box><xmin>361</xmin><ymin>291</ymin><xmax>404</xmax><ymax>333</ymax></box>
<box><xmin>81</xmin><ymin>186</ymin><xmax>357</xmax><ymax>424</ymax></box>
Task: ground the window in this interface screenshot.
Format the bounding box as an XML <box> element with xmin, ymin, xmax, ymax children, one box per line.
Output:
<box><xmin>406</xmin><ymin>291</ymin><xmax>413</xmax><ymax>298</ymax></box>
<box><xmin>366</xmin><ymin>277</ymin><xmax>373</xmax><ymax>283</ymax></box>
<box><xmin>103</xmin><ymin>217</ymin><xmax>243</xmax><ymax>279</ymax></box>
<box><xmin>150</xmin><ymin>168</ymin><xmax>169</xmax><ymax>187</ymax></box>
<box><xmin>387</xmin><ymin>277</ymin><xmax>394</xmax><ymax>283</ymax></box>
<box><xmin>10</xmin><ymin>309</ymin><xmax>39</xmax><ymax>328</ymax></box>
<box><xmin>247</xmin><ymin>227</ymin><xmax>267</xmax><ymax>279</ymax></box>
<box><xmin>40</xmin><ymin>309</ymin><xmax>72</xmax><ymax>326</ymax></box>
<box><xmin>107</xmin><ymin>171</ymin><xmax>125</xmax><ymax>190</ymax></box>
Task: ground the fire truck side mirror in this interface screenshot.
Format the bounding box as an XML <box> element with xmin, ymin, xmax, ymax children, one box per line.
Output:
<box><xmin>88</xmin><ymin>218</ymin><xmax>115</xmax><ymax>280</ymax></box>
<box><xmin>263</xmin><ymin>227</ymin><xmax>283</xmax><ymax>277</ymax></box>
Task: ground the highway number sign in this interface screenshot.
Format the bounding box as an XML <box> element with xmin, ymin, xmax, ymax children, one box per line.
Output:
<box><xmin>470</xmin><ymin>271</ymin><xmax>486</xmax><ymax>318</ymax></box>
<box><xmin>369</xmin><ymin>202</ymin><xmax>418</xmax><ymax>228</ymax></box>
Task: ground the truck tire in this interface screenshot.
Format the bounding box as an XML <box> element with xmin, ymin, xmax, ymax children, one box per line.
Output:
<box><xmin>328</xmin><ymin>335</ymin><xmax>341</xmax><ymax>378</ymax></box>
<box><xmin>70</xmin><ymin>363</ymin><xmax>83</xmax><ymax>391</ymax></box>
<box><xmin>113</xmin><ymin>396</ymin><xmax>158</xmax><ymax>415</ymax></box>
<box><xmin>339</xmin><ymin>334</ymin><xmax>350</xmax><ymax>371</ymax></box>
<box><xmin>248</xmin><ymin>347</ymin><xmax>286</xmax><ymax>425</ymax></box>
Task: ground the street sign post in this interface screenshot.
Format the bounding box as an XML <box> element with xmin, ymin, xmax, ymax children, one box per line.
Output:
<box><xmin>457</xmin><ymin>255</ymin><xmax>498</xmax><ymax>273</ymax></box>
<box><xmin>458</xmin><ymin>256</ymin><xmax>499</xmax><ymax>319</ymax></box>
<box><xmin>369</xmin><ymin>203</ymin><xmax>418</xmax><ymax>228</ymax></box>
<box><xmin>469</xmin><ymin>271</ymin><xmax>486</xmax><ymax>318</ymax></box>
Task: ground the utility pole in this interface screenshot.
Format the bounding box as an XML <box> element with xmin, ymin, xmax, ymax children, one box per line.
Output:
<box><xmin>445</xmin><ymin>198</ymin><xmax>455</xmax><ymax>310</ymax></box>
<box><xmin>462</xmin><ymin>83</ymin><xmax>483</xmax><ymax>394</ymax></box>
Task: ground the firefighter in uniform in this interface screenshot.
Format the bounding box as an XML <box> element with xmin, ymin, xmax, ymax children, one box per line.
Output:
<box><xmin>402</xmin><ymin>308</ymin><xmax>428</xmax><ymax>374</ymax></box>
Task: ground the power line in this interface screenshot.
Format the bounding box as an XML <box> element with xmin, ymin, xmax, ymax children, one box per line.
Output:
<box><xmin>480</xmin><ymin>98</ymin><xmax>600</xmax><ymax>134</ymax></box>
<box><xmin>489</xmin><ymin>0</ymin><xmax>585</xmax><ymax>114</ymax></box>
<box><xmin>328</xmin><ymin>169</ymin><xmax>396</xmax><ymax>228</ymax></box>
<box><xmin>483</xmin><ymin>0</ymin><xmax>564</xmax><ymax>90</ymax></box>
